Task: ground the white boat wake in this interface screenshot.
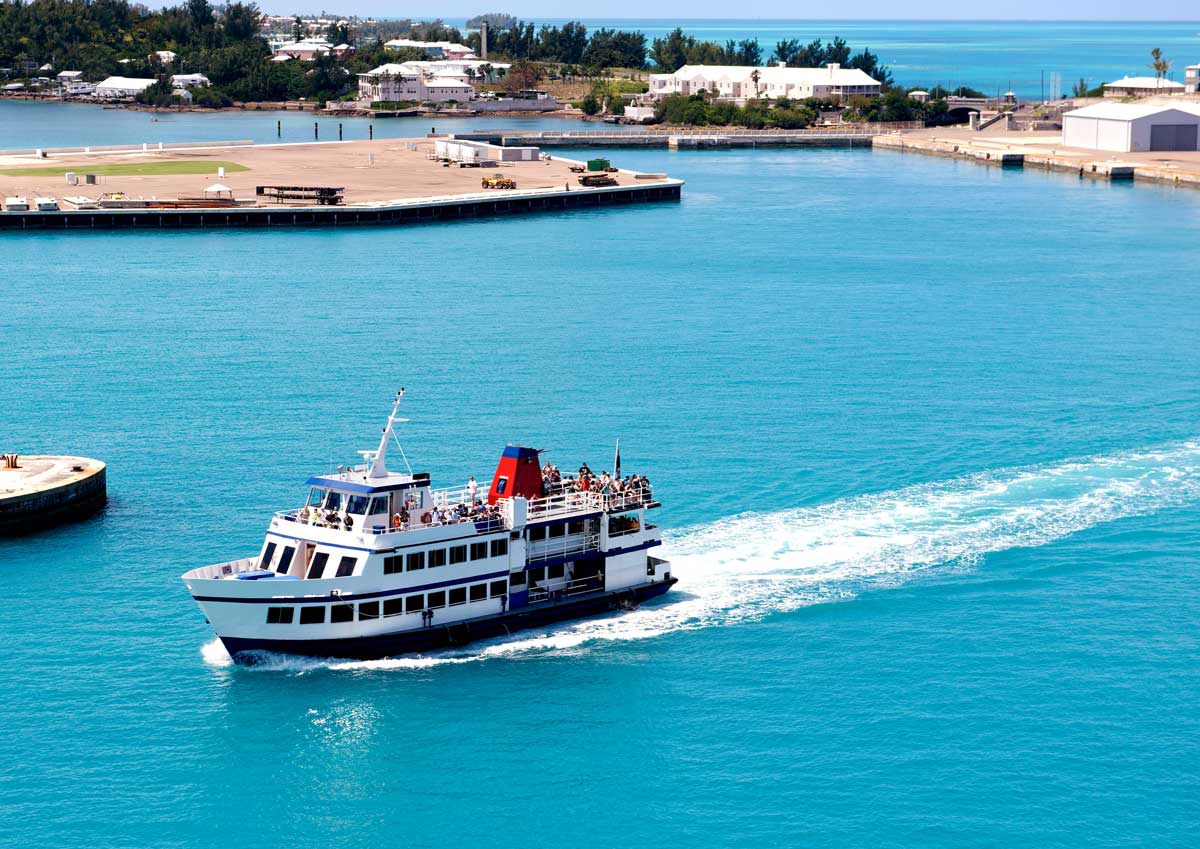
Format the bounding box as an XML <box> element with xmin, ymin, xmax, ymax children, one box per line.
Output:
<box><xmin>203</xmin><ymin>440</ymin><xmax>1200</xmax><ymax>673</ymax></box>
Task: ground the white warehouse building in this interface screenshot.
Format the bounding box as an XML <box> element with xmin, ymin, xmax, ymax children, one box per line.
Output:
<box><xmin>94</xmin><ymin>76</ymin><xmax>157</xmax><ymax>98</ymax></box>
<box><xmin>1062</xmin><ymin>102</ymin><xmax>1200</xmax><ymax>152</ymax></box>
<box><xmin>648</xmin><ymin>63</ymin><xmax>881</xmax><ymax>104</ymax></box>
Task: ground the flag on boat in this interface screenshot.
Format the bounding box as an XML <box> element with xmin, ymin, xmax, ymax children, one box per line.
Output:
<box><xmin>614</xmin><ymin>439</ymin><xmax>621</xmax><ymax>479</ymax></box>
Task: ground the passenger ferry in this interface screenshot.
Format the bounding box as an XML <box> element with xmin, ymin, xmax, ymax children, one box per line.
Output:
<box><xmin>183</xmin><ymin>391</ymin><xmax>675</xmax><ymax>662</ymax></box>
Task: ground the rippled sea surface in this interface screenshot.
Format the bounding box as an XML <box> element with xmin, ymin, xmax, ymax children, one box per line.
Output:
<box><xmin>1</xmin><ymin>103</ymin><xmax>1198</xmax><ymax>848</ymax></box>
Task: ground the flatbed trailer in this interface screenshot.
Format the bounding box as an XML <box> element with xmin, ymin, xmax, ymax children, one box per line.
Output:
<box><xmin>256</xmin><ymin>185</ymin><xmax>345</xmax><ymax>205</ymax></box>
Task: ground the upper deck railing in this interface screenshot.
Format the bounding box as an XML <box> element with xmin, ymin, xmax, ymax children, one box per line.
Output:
<box><xmin>270</xmin><ymin>481</ymin><xmax>655</xmax><ymax>539</ymax></box>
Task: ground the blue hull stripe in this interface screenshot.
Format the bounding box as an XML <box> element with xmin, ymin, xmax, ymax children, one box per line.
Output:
<box><xmin>221</xmin><ymin>579</ymin><xmax>677</xmax><ymax>662</ymax></box>
<box><xmin>195</xmin><ymin>540</ymin><xmax>661</xmax><ymax>605</ymax></box>
<box><xmin>194</xmin><ymin>568</ymin><xmax>511</xmax><ymax>605</ymax></box>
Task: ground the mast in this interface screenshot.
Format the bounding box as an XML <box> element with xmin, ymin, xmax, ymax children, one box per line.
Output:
<box><xmin>363</xmin><ymin>388</ymin><xmax>407</xmax><ymax>479</ymax></box>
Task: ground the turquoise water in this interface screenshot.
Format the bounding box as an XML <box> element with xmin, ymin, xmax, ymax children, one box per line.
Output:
<box><xmin>456</xmin><ymin>19</ymin><xmax>1200</xmax><ymax>97</ymax></box>
<box><xmin>0</xmin><ymin>100</ymin><xmax>642</xmax><ymax>150</ymax></box>
<box><xmin>2</xmin><ymin>104</ymin><xmax>1200</xmax><ymax>846</ymax></box>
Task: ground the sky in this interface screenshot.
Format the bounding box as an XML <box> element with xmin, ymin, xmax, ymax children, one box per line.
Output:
<box><xmin>258</xmin><ymin>4</ymin><xmax>1199</xmax><ymax>21</ymax></box>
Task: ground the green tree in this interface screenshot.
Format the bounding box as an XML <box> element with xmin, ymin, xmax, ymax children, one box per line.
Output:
<box><xmin>772</xmin><ymin>39</ymin><xmax>799</xmax><ymax>65</ymax></box>
<box><xmin>651</xmin><ymin>27</ymin><xmax>691</xmax><ymax>72</ymax></box>
<box><xmin>1150</xmin><ymin>47</ymin><xmax>1170</xmax><ymax>85</ymax></box>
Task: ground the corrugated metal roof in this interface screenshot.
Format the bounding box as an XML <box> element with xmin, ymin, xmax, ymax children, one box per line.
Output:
<box><xmin>1064</xmin><ymin>102</ymin><xmax>1200</xmax><ymax>120</ymax></box>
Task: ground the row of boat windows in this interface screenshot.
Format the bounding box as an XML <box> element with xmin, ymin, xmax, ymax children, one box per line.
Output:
<box><xmin>527</xmin><ymin>520</ymin><xmax>587</xmax><ymax>542</ymax></box>
<box><xmin>261</xmin><ymin>542</ymin><xmax>358</xmax><ymax>579</ymax></box>
<box><xmin>383</xmin><ymin>538</ymin><xmax>508</xmax><ymax>574</ymax></box>
<box><xmin>264</xmin><ymin>580</ymin><xmax>510</xmax><ymax>624</ymax></box>
<box><xmin>261</xmin><ymin>537</ymin><xmax>512</xmax><ymax>579</ymax></box>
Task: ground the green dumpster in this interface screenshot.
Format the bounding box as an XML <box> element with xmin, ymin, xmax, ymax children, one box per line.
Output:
<box><xmin>586</xmin><ymin>158</ymin><xmax>611</xmax><ymax>171</ymax></box>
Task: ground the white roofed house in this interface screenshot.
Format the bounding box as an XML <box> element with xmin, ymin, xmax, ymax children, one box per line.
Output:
<box><xmin>1103</xmin><ymin>76</ymin><xmax>1184</xmax><ymax>97</ymax></box>
<box><xmin>423</xmin><ymin>77</ymin><xmax>473</xmax><ymax>102</ymax></box>
<box><xmin>358</xmin><ymin>64</ymin><xmax>423</xmax><ymax>102</ymax></box>
<box><xmin>647</xmin><ymin>63</ymin><xmax>881</xmax><ymax>105</ymax></box>
<box><xmin>384</xmin><ymin>39</ymin><xmax>476</xmax><ymax>60</ymax></box>
<box><xmin>1185</xmin><ymin>64</ymin><xmax>1200</xmax><ymax>94</ymax></box>
<box><xmin>56</xmin><ymin>70</ymin><xmax>83</xmax><ymax>83</ymax></box>
<box><xmin>358</xmin><ymin>63</ymin><xmax>476</xmax><ymax>104</ymax></box>
<box><xmin>149</xmin><ymin>50</ymin><xmax>177</xmax><ymax>65</ymax></box>
<box><xmin>170</xmin><ymin>73</ymin><xmax>210</xmax><ymax>88</ymax></box>
<box><xmin>94</xmin><ymin>76</ymin><xmax>157</xmax><ymax>98</ymax></box>
<box><xmin>273</xmin><ymin>39</ymin><xmax>333</xmax><ymax>61</ymax></box>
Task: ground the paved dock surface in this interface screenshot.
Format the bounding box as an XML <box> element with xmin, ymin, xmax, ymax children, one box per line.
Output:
<box><xmin>0</xmin><ymin>137</ymin><xmax>673</xmax><ymax>208</ymax></box>
<box><xmin>874</xmin><ymin>127</ymin><xmax>1200</xmax><ymax>186</ymax></box>
<box><xmin>0</xmin><ymin>455</ymin><xmax>106</xmax><ymax>498</ymax></box>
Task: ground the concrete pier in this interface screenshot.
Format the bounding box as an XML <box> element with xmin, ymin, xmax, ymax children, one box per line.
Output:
<box><xmin>871</xmin><ymin>133</ymin><xmax>1193</xmax><ymax>185</ymax></box>
<box><xmin>0</xmin><ymin>138</ymin><xmax>683</xmax><ymax>232</ymax></box>
<box><xmin>0</xmin><ymin>455</ymin><xmax>107</xmax><ymax>535</ymax></box>
<box><xmin>454</xmin><ymin>129</ymin><xmax>886</xmax><ymax>149</ymax></box>
<box><xmin>0</xmin><ymin>182</ymin><xmax>682</xmax><ymax>231</ymax></box>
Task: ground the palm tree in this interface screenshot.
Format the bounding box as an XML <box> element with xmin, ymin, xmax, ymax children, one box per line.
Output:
<box><xmin>1150</xmin><ymin>47</ymin><xmax>1171</xmax><ymax>88</ymax></box>
<box><xmin>751</xmin><ymin>68</ymin><xmax>761</xmax><ymax>99</ymax></box>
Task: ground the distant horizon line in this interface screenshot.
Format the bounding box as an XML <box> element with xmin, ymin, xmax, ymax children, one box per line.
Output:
<box><xmin>300</xmin><ymin>15</ymin><xmax>1200</xmax><ymax>23</ymax></box>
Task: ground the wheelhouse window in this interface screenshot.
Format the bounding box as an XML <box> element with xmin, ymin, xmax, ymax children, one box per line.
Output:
<box><xmin>346</xmin><ymin>495</ymin><xmax>370</xmax><ymax>514</ymax></box>
<box><xmin>491</xmin><ymin>538</ymin><xmax>508</xmax><ymax>558</ymax></box>
<box><xmin>358</xmin><ymin>601</ymin><xmax>379</xmax><ymax>620</ymax></box>
<box><xmin>406</xmin><ymin>551</ymin><xmax>425</xmax><ymax>571</ymax></box>
<box><xmin>427</xmin><ymin>590</ymin><xmax>446</xmax><ymax>609</ymax></box>
<box><xmin>368</xmin><ymin>496</ymin><xmax>390</xmax><ymax>516</ymax></box>
<box><xmin>609</xmin><ymin>513</ymin><xmax>641</xmax><ymax>537</ymax></box>
<box><xmin>260</xmin><ymin>541</ymin><xmax>277</xmax><ymax>570</ymax></box>
<box><xmin>335</xmin><ymin>556</ymin><xmax>357</xmax><ymax>577</ymax></box>
<box><xmin>450</xmin><ymin>545</ymin><xmax>468</xmax><ymax>565</ymax></box>
<box><xmin>307</xmin><ymin>488</ymin><xmax>326</xmax><ymax>508</ymax></box>
<box><xmin>277</xmin><ymin>546</ymin><xmax>295</xmax><ymax>574</ymax></box>
<box><xmin>331</xmin><ymin>604</ymin><xmax>354</xmax><ymax>624</ymax></box>
<box><xmin>308</xmin><ymin>552</ymin><xmax>329</xmax><ymax>579</ymax></box>
<box><xmin>448</xmin><ymin>587</ymin><xmax>467</xmax><ymax>606</ymax></box>
<box><xmin>299</xmin><ymin>606</ymin><xmax>325</xmax><ymax>625</ymax></box>
<box><xmin>266</xmin><ymin>607</ymin><xmax>294</xmax><ymax>624</ymax></box>
<box><xmin>322</xmin><ymin>491</ymin><xmax>343</xmax><ymax>512</ymax></box>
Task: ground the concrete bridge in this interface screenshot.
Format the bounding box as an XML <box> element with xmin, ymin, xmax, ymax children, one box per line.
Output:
<box><xmin>450</xmin><ymin>127</ymin><xmax>910</xmax><ymax>149</ymax></box>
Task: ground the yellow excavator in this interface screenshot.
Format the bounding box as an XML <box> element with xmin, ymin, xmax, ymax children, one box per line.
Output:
<box><xmin>481</xmin><ymin>174</ymin><xmax>517</xmax><ymax>190</ymax></box>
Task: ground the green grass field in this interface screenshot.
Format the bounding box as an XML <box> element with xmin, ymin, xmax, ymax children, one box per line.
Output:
<box><xmin>0</xmin><ymin>160</ymin><xmax>249</xmax><ymax>177</ymax></box>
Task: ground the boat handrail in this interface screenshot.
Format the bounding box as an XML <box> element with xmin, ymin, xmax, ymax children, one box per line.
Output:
<box><xmin>526</xmin><ymin>531</ymin><xmax>599</xmax><ymax>563</ymax></box>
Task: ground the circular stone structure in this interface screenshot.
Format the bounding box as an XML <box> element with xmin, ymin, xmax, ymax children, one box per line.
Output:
<box><xmin>0</xmin><ymin>455</ymin><xmax>107</xmax><ymax>536</ymax></box>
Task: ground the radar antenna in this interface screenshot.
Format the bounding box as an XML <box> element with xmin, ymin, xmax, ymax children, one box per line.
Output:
<box><xmin>360</xmin><ymin>389</ymin><xmax>411</xmax><ymax>479</ymax></box>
